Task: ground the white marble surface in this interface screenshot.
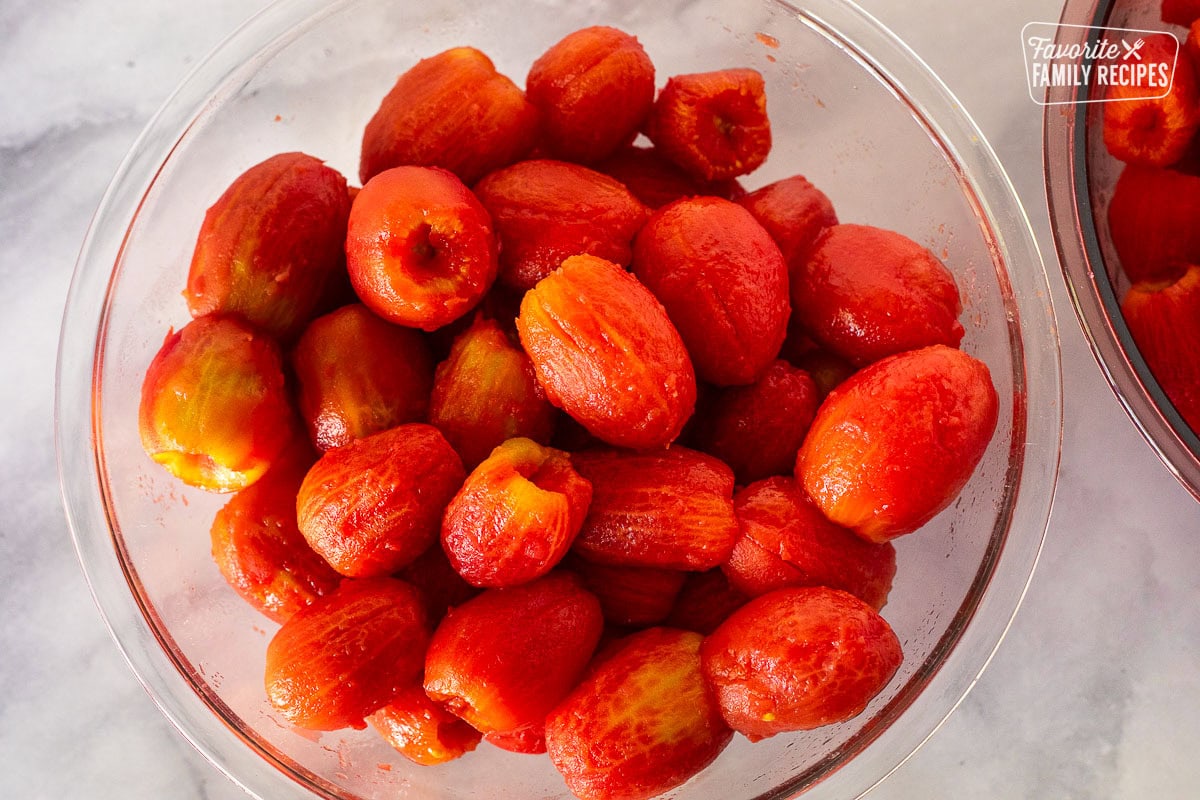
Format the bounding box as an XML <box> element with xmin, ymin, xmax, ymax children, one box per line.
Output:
<box><xmin>4</xmin><ymin>0</ymin><xmax>1200</xmax><ymax>797</ymax></box>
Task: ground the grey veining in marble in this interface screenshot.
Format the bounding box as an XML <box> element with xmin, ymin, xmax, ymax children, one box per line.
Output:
<box><xmin>4</xmin><ymin>1</ymin><xmax>1200</xmax><ymax>798</ymax></box>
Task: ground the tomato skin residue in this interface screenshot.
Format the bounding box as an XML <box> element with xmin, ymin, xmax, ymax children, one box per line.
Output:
<box><xmin>756</xmin><ymin>32</ymin><xmax>780</xmax><ymax>48</ymax></box>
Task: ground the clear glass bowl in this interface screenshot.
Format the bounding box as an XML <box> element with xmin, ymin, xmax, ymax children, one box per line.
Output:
<box><xmin>1045</xmin><ymin>0</ymin><xmax>1200</xmax><ymax>500</ymax></box>
<box><xmin>57</xmin><ymin>0</ymin><xmax>1061</xmax><ymax>797</ymax></box>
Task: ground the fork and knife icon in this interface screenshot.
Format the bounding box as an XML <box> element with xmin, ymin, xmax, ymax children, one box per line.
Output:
<box><xmin>1121</xmin><ymin>38</ymin><xmax>1146</xmax><ymax>60</ymax></box>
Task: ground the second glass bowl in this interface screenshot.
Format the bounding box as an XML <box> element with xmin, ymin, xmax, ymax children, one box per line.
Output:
<box><xmin>1046</xmin><ymin>0</ymin><xmax>1200</xmax><ymax>499</ymax></box>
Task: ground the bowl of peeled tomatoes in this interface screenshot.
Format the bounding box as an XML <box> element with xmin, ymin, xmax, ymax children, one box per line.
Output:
<box><xmin>1047</xmin><ymin>0</ymin><xmax>1200</xmax><ymax>499</ymax></box>
<box><xmin>58</xmin><ymin>0</ymin><xmax>1061</xmax><ymax>798</ymax></box>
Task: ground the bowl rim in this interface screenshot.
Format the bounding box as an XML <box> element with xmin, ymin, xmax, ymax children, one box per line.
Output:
<box><xmin>1044</xmin><ymin>0</ymin><xmax>1200</xmax><ymax>502</ymax></box>
<box><xmin>57</xmin><ymin>0</ymin><xmax>1063</xmax><ymax>798</ymax></box>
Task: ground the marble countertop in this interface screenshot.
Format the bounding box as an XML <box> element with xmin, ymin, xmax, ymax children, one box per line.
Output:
<box><xmin>5</xmin><ymin>0</ymin><xmax>1200</xmax><ymax>797</ymax></box>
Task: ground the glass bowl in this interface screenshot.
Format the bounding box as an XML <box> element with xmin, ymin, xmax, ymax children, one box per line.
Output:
<box><xmin>57</xmin><ymin>0</ymin><xmax>1061</xmax><ymax>797</ymax></box>
<box><xmin>1045</xmin><ymin>0</ymin><xmax>1200</xmax><ymax>500</ymax></box>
